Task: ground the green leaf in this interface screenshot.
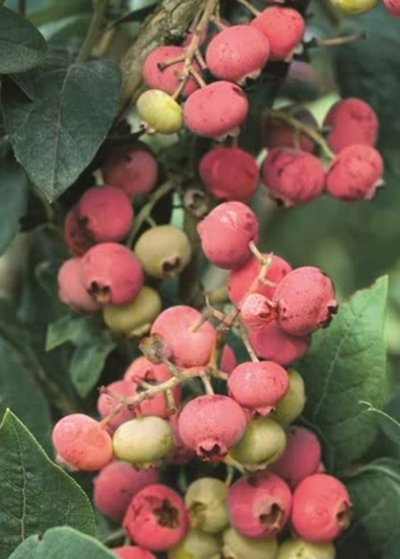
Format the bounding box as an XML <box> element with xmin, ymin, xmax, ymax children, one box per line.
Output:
<box><xmin>360</xmin><ymin>401</ymin><xmax>400</xmax><ymax>449</ymax></box>
<box><xmin>46</xmin><ymin>314</ymin><xmax>103</xmax><ymax>351</ymax></box>
<box><xmin>2</xmin><ymin>57</ymin><xmax>122</xmax><ymax>201</ymax></box>
<box><xmin>70</xmin><ymin>336</ymin><xmax>116</xmax><ymax>398</ymax></box>
<box><xmin>0</xmin><ymin>159</ymin><xmax>29</xmax><ymax>256</ymax></box>
<box><xmin>301</xmin><ymin>276</ymin><xmax>388</xmax><ymax>469</ymax></box>
<box><xmin>0</xmin><ymin>410</ymin><xmax>96</xmax><ymax>559</ymax></box>
<box><xmin>0</xmin><ymin>7</ymin><xmax>47</xmax><ymax>74</ymax></box>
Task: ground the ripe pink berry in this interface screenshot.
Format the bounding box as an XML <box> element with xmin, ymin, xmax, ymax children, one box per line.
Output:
<box><xmin>227</xmin><ymin>471</ymin><xmax>292</xmax><ymax>538</ymax></box>
<box><xmin>76</xmin><ymin>186</ymin><xmax>133</xmax><ymax>243</ymax></box>
<box><xmin>228</xmin><ymin>253</ymin><xmax>292</xmax><ymax>306</ymax></box>
<box><xmin>325</xmin><ymin>144</ymin><xmax>384</xmax><ymax>201</ymax></box>
<box><xmin>228</xmin><ymin>361</ymin><xmax>289</xmax><ymax>416</ymax></box>
<box><xmin>165</xmin><ymin>414</ymin><xmax>195</xmax><ymax>465</ymax></box>
<box><xmin>240</xmin><ymin>293</ymin><xmax>278</xmax><ymax>329</ymax></box>
<box><xmin>262</xmin><ymin>148</ymin><xmax>325</xmax><ymax>207</ymax></box>
<box><xmin>199</xmin><ymin>147</ymin><xmax>259</xmax><ymax>202</ymax></box>
<box><xmin>248</xmin><ymin>321</ymin><xmax>310</xmax><ymax>365</ymax></box>
<box><xmin>291</xmin><ymin>474</ymin><xmax>352</xmax><ymax>543</ymax></box>
<box><xmin>270</xmin><ymin>427</ymin><xmax>322</xmax><ymax>489</ymax></box>
<box><xmin>220</xmin><ymin>344</ymin><xmax>237</xmax><ymax>374</ymax></box>
<box><xmin>58</xmin><ymin>258</ymin><xmax>101</xmax><ymax>313</ymax></box>
<box><xmin>262</xmin><ymin>105</ymin><xmax>318</xmax><ymax>153</ymax></box>
<box><xmin>52</xmin><ymin>413</ymin><xmax>113</xmax><ymax>471</ymax></box>
<box><xmin>206</xmin><ymin>25</ymin><xmax>270</xmax><ymax>84</ymax></box>
<box><xmin>150</xmin><ymin>306</ymin><xmax>216</xmax><ymax>368</ymax></box>
<box><xmin>93</xmin><ymin>461</ymin><xmax>159</xmax><ymax>522</ymax></box>
<box><xmin>97</xmin><ymin>381</ymin><xmax>137</xmax><ymax>432</ymax></box>
<box><xmin>184</xmin><ymin>81</ymin><xmax>249</xmax><ymax>139</ymax></box>
<box><xmin>251</xmin><ymin>7</ymin><xmax>305</xmax><ymax>61</ymax></box>
<box><xmin>64</xmin><ymin>209</ymin><xmax>94</xmax><ymax>256</ymax></box>
<box><xmin>178</xmin><ymin>395</ymin><xmax>247</xmax><ymax>461</ymax></box>
<box><xmin>197</xmin><ymin>202</ymin><xmax>259</xmax><ymax>269</ymax></box>
<box><xmin>273</xmin><ymin>266</ymin><xmax>338</xmax><ymax>336</ymax></box>
<box><xmin>123</xmin><ymin>484</ymin><xmax>189</xmax><ymax>551</ymax></box>
<box><xmin>81</xmin><ymin>243</ymin><xmax>143</xmax><ymax>305</ymax></box>
<box><xmin>102</xmin><ymin>147</ymin><xmax>158</xmax><ymax>198</ymax></box>
<box><xmin>114</xmin><ymin>547</ymin><xmax>156</xmax><ymax>559</ymax></box>
<box><xmin>323</xmin><ymin>98</ymin><xmax>378</xmax><ymax>153</ymax></box>
<box><xmin>383</xmin><ymin>0</ymin><xmax>400</xmax><ymax>16</ymax></box>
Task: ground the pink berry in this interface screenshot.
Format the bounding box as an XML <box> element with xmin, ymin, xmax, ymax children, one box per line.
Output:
<box><xmin>165</xmin><ymin>414</ymin><xmax>195</xmax><ymax>465</ymax></box>
<box><xmin>251</xmin><ymin>7</ymin><xmax>305</xmax><ymax>61</ymax></box>
<box><xmin>64</xmin><ymin>209</ymin><xmax>94</xmax><ymax>256</ymax></box>
<box><xmin>262</xmin><ymin>148</ymin><xmax>325</xmax><ymax>207</ymax></box>
<box><xmin>220</xmin><ymin>344</ymin><xmax>237</xmax><ymax>374</ymax></box>
<box><xmin>248</xmin><ymin>320</ymin><xmax>310</xmax><ymax>365</ymax></box>
<box><xmin>325</xmin><ymin>144</ymin><xmax>384</xmax><ymax>201</ymax></box>
<box><xmin>123</xmin><ymin>484</ymin><xmax>189</xmax><ymax>551</ymax></box>
<box><xmin>150</xmin><ymin>306</ymin><xmax>216</xmax><ymax>368</ymax></box>
<box><xmin>262</xmin><ymin>105</ymin><xmax>318</xmax><ymax>153</ymax></box>
<box><xmin>114</xmin><ymin>547</ymin><xmax>156</xmax><ymax>559</ymax></box>
<box><xmin>240</xmin><ymin>293</ymin><xmax>278</xmax><ymax>329</ymax></box>
<box><xmin>273</xmin><ymin>266</ymin><xmax>338</xmax><ymax>336</ymax></box>
<box><xmin>94</xmin><ymin>461</ymin><xmax>159</xmax><ymax>522</ymax></box>
<box><xmin>206</xmin><ymin>25</ymin><xmax>270</xmax><ymax>84</ymax></box>
<box><xmin>197</xmin><ymin>202</ymin><xmax>259</xmax><ymax>269</ymax></box>
<box><xmin>227</xmin><ymin>471</ymin><xmax>292</xmax><ymax>538</ymax></box>
<box><xmin>81</xmin><ymin>243</ymin><xmax>144</xmax><ymax>305</ymax></box>
<box><xmin>178</xmin><ymin>395</ymin><xmax>247</xmax><ymax>461</ymax></box>
<box><xmin>270</xmin><ymin>427</ymin><xmax>322</xmax><ymax>488</ymax></box>
<box><xmin>228</xmin><ymin>361</ymin><xmax>289</xmax><ymax>416</ymax></box>
<box><xmin>102</xmin><ymin>147</ymin><xmax>158</xmax><ymax>198</ymax></box>
<box><xmin>291</xmin><ymin>474</ymin><xmax>352</xmax><ymax>543</ymax></box>
<box><xmin>199</xmin><ymin>147</ymin><xmax>259</xmax><ymax>202</ymax></box>
<box><xmin>97</xmin><ymin>381</ymin><xmax>137</xmax><ymax>432</ymax></box>
<box><xmin>383</xmin><ymin>0</ymin><xmax>400</xmax><ymax>15</ymax></box>
<box><xmin>52</xmin><ymin>414</ymin><xmax>113</xmax><ymax>471</ymax></box>
<box><xmin>323</xmin><ymin>98</ymin><xmax>378</xmax><ymax>153</ymax></box>
<box><xmin>58</xmin><ymin>258</ymin><xmax>101</xmax><ymax>313</ymax></box>
<box><xmin>184</xmin><ymin>81</ymin><xmax>249</xmax><ymax>139</ymax></box>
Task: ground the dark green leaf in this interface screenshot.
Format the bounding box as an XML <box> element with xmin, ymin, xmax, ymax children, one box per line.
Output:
<box><xmin>361</xmin><ymin>401</ymin><xmax>400</xmax><ymax>449</ymax></box>
<box><xmin>70</xmin><ymin>336</ymin><xmax>116</xmax><ymax>398</ymax></box>
<box><xmin>0</xmin><ymin>159</ymin><xmax>28</xmax><ymax>256</ymax></box>
<box><xmin>46</xmin><ymin>314</ymin><xmax>104</xmax><ymax>351</ymax></box>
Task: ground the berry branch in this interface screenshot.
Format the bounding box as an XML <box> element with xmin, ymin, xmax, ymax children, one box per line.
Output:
<box><xmin>233</xmin><ymin>0</ymin><xmax>261</xmax><ymax>17</ymax></box>
<box><xmin>76</xmin><ymin>0</ymin><xmax>110</xmax><ymax>63</ymax></box>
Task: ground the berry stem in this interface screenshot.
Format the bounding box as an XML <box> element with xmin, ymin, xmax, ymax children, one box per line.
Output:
<box><xmin>233</xmin><ymin>0</ymin><xmax>260</xmax><ymax>16</ymax></box>
<box><xmin>76</xmin><ymin>0</ymin><xmax>109</xmax><ymax>63</ymax></box>
<box><xmin>238</xmin><ymin>321</ymin><xmax>260</xmax><ymax>362</ymax></box>
<box><xmin>307</xmin><ymin>31</ymin><xmax>367</xmax><ymax>49</ymax></box>
<box><xmin>209</xmin><ymin>15</ymin><xmax>228</xmax><ymax>30</ymax></box>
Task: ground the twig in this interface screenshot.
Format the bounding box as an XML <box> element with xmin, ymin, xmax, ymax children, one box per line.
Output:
<box><xmin>233</xmin><ymin>0</ymin><xmax>260</xmax><ymax>16</ymax></box>
<box><xmin>76</xmin><ymin>0</ymin><xmax>109</xmax><ymax>63</ymax></box>
<box><xmin>307</xmin><ymin>31</ymin><xmax>367</xmax><ymax>49</ymax></box>
<box><xmin>238</xmin><ymin>321</ymin><xmax>259</xmax><ymax>362</ymax></box>
<box><xmin>18</xmin><ymin>0</ymin><xmax>26</xmax><ymax>15</ymax></box>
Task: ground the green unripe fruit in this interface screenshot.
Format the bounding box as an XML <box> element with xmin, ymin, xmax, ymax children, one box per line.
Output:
<box><xmin>223</xmin><ymin>526</ymin><xmax>278</xmax><ymax>559</ymax></box>
<box><xmin>229</xmin><ymin>417</ymin><xmax>286</xmax><ymax>471</ymax></box>
<box><xmin>137</xmin><ymin>89</ymin><xmax>183</xmax><ymax>134</ymax></box>
<box><xmin>272</xmin><ymin>369</ymin><xmax>306</xmax><ymax>427</ymax></box>
<box><xmin>328</xmin><ymin>0</ymin><xmax>378</xmax><ymax>14</ymax></box>
<box><xmin>134</xmin><ymin>225</ymin><xmax>192</xmax><ymax>280</ymax></box>
<box><xmin>103</xmin><ymin>286</ymin><xmax>162</xmax><ymax>337</ymax></box>
<box><xmin>277</xmin><ymin>538</ymin><xmax>336</xmax><ymax>559</ymax></box>
<box><xmin>168</xmin><ymin>528</ymin><xmax>221</xmax><ymax>559</ymax></box>
<box><xmin>184</xmin><ymin>478</ymin><xmax>229</xmax><ymax>534</ymax></box>
<box><xmin>113</xmin><ymin>416</ymin><xmax>173</xmax><ymax>467</ymax></box>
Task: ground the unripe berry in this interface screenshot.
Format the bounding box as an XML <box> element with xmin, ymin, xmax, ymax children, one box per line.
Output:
<box><xmin>97</xmin><ymin>380</ymin><xmax>137</xmax><ymax>432</ymax></box>
<box><xmin>240</xmin><ymin>293</ymin><xmax>277</xmax><ymax>329</ymax></box>
<box><xmin>81</xmin><ymin>243</ymin><xmax>144</xmax><ymax>305</ymax></box>
<box><xmin>272</xmin><ymin>369</ymin><xmax>306</xmax><ymax>426</ymax></box>
<box><xmin>113</xmin><ymin>416</ymin><xmax>174</xmax><ymax>468</ymax></box>
<box><xmin>323</xmin><ymin>98</ymin><xmax>378</xmax><ymax>153</ymax></box>
<box><xmin>276</xmin><ymin>538</ymin><xmax>335</xmax><ymax>559</ymax></box>
<box><xmin>248</xmin><ymin>321</ymin><xmax>310</xmax><ymax>365</ymax></box>
<box><xmin>184</xmin><ymin>477</ymin><xmax>229</xmax><ymax>533</ymax></box>
<box><xmin>230</xmin><ymin>417</ymin><xmax>287</xmax><ymax>470</ymax></box>
<box><xmin>325</xmin><ymin>144</ymin><xmax>384</xmax><ymax>201</ymax></box>
<box><xmin>76</xmin><ymin>186</ymin><xmax>133</xmax><ymax>243</ymax></box>
<box><xmin>184</xmin><ymin>81</ymin><xmax>248</xmax><ymax>139</ymax></box>
<box><xmin>329</xmin><ymin>0</ymin><xmax>378</xmax><ymax>14</ymax></box>
<box><xmin>137</xmin><ymin>89</ymin><xmax>183</xmax><ymax>135</ymax></box>
<box><xmin>383</xmin><ymin>0</ymin><xmax>400</xmax><ymax>16</ymax></box>
<box><xmin>199</xmin><ymin>147</ymin><xmax>259</xmax><ymax>202</ymax></box>
<box><xmin>228</xmin><ymin>361</ymin><xmax>289</xmax><ymax>416</ymax></box>
<box><xmin>262</xmin><ymin>148</ymin><xmax>325</xmax><ymax>207</ymax></box>
<box><xmin>114</xmin><ymin>547</ymin><xmax>157</xmax><ymax>559</ymax></box>
<box><xmin>168</xmin><ymin>528</ymin><xmax>221</xmax><ymax>559</ymax></box>
<box><xmin>134</xmin><ymin>225</ymin><xmax>192</xmax><ymax>280</ymax></box>
<box><xmin>178</xmin><ymin>395</ymin><xmax>247</xmax><ymax>461</ymax></box>
<box><xmin>103</xmin><ymin>286</ymin><xmax>162</xmax><ymax>337</ymax></box>
<box><xmin>102</xmin><ymin>146</ymin><xmax>158</xmax><ymax>198</ymax></box>
<box><xmin>58</xmin><ymin>258</ymin><xmax>101</xmax><ymax>313</ymax></box>
<box><xmin>251</xmin><ymin>7</ymin><xmax>305</xmax><ymax>61</ymax></box>
<box><xmin>273</xmin><ymin>266</ymin><xmax>338</xmax><ymax>336</ymax></box>
<box><xmin>262</xmin><ymin>105</ymin><xmax>318</xmax><ymax>153</ymax></box>
<box><xmin>291</xmin><ymin>474</ymin><xmax>352</xmax><ymax>543</ymax></box>
<box><xmin>150</xmin><ymin>306</ymin><xmax>216</xmax><ymax>368</ymax></box>
<box><xmin>52</xmin><ymin>414</ymin><xmax>113</xmax><ymax>471</ymax></box>
<box><xmin>197</xmin><ymin>202</ymin><xmax>259</xmax><ymax>269</ymax></box>
<box><xmin>123</xmin><ymin>484</ymin><xmax>189</xmax><ymax>551</ymax></box>
<box><xmin>93</xmin><ymin>461</ymin><xmax>159</xmax><ymax>522</ymax></box>
<box><xmin>206</xmin><ymin>25</ymin><xmax>270</xmax><ymax>84</ymax></box>
<box><xmin>221</xmin><ymin>344</ymin><xmax>237</xmax><ymax>374</ymax></box>
<box><xmin>227</xmin><ymin>471</ymin><xmax>292</xmax><ymax>538</ymax></box>
<box><xmin>166</xmin><ymin>414</ymin><xmax>195</xmax><ymax>465</ymax></box>
<box><xmin>64</xmin><ymin>209</ymin><xmax>94</xmax><ymax>256</ymax></box>
<box><xmin>223</xmin><ymin>526</ymin><xmax>278</xmax><ymax>559</ymax></box>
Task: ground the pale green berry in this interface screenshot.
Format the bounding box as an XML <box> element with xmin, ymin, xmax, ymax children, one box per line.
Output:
<box><xmin>168</xmin><ymin>528</ymin><xmax>221</xmax><ymax>559</ymax></box>
<box><xmin>184</xmin><ymin>478</ymin><xmax>229</xmax><ymax>534</ymax></box>
<box><xmin>223</xmin><ymin>526</ymin><xmax>278</xmax><ymax>559</ymax></box>
<box><xmin>229</xmin><ymin>417</ymin><xmax>286</xmax><ymax>471</ymax></box>
<box><xmin>276</xmin><ymin>538</ymin><xmax>336</xmax><ymax>559</ymax></box>
<box><xmin>113</xmin><ymin>416</ymin><xmax>173</xmax><ymax>468</ymax></box>
<box><xmin>328</xmin><ymin>0</ymin><xmax>378</xmax><ymax>14</ymax></box>
<box><xmin>137</xmin><ymin>89</ymin><xmax>183</xmax><ymax>134</ymax></box>
<box><xmin>272</xmin><ymin>369</ymin><xmax>306</xmax><ymax>427</ymax></box>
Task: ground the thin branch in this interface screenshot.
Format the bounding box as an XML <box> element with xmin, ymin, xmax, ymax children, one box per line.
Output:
<box><xmin>76</xmin><ymin>0</ymin><xmax>109</xmax><ymax>63</ymax></box>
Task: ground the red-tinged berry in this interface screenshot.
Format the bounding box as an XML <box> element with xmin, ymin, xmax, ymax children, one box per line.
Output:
<box><xmin>197</xmin><ymin>202</ymin><xmax>259</xmax><ymax>269</ymax></box>
<box><xmin>325</xmin><ymin>144</ymin><xmax>384</xmax><ymax>201</ymax></box>
<box><xmin>114</xmin><ymin>547</ymin><xmax>157</xmax><ymax>559</ymax></box>
<box><xmin>262</xmin><ymin>105</ymin><xmax>318</xmax><ymax>153</ymax></box>
<box><xmin>64</xmin><ymin>209</ymin><xmax>94</xmax><ymax>256</ymax></box>
<box><xmin>82</xmin><ymin>243</ymin><xmax>144</xmax><ymax>305</ymax></box>
<box><xmin>166</xmin><ymin>414</ymin><xmax>195</xmax><ymax>465</ymax></box>
<box><xmin>291</xmin><ymin>474</ymin><xmax>352</xmax><ymax>543</ymax></box>
<box><xmin>383</xmin><ymin>0</ymin><xmax>400</xmax><ymax>16</ymax></box>
<box><xmin>272</xmin><ymin>369</ymin><xmax>306</xmax><ymax>426</ymax></box>
<box><xmin>58</xmin><ymin>257</ymin><xmax>101</xmax><ymax>313</ymax></box>
<box><xmin>240</xmin><ymin>293</ymin><xmax>278</xmax><ymax>329</ymax></box>
<box><xmin>184</xmin><ymin>477</ymin><xmax>229</xmax><ymax>533</ymax></box>
<box><xmin>97</xmin><ymin>381</ymin><xmax>137</xmax><ymax>432</ymax></box>
<box><xmin>199</xmin><ymin>147</ymin><xmax>259</xmax><ymax>202</ymax></box>
<box><xmin>276</xmin><ymin>539</ymin><xmax>335</xmax><ymax>559</ymax></box>
<box><xmin>262</xmin><ymin>147</ymin><xmax>325</xmax><ymax>207</ymax></box>
<box><xmin>249</xmin><ymin>321</ymin><xmax>310</xmax><ymax>365</ymax></box>
<box><xmin>221</xmin><ymin>344</ymin><xmax>237</xmax><ymax>374</ymax></box>
<box><xmin>52</xmin><ymin>414</ymin><xmax>113</xmax><ymax>471</ymax></box>
<box><xmin>184</xmin><ymin>81</ymin><xmax>249</xmax><ymax>139</ymax></box>
<box><xmin>123</xmin><ymin>484</ymin><xmax>189</xmax><ymax>551</ymax></box>
<box><xmin>223</xmin><ymin>526</ymin><xmax>278</xmax><ymax>559</ymax></box>
<box><xmin>94</xmin><ymin>461</ymin><xmax>159</xmax><ymax>523</ymax></box>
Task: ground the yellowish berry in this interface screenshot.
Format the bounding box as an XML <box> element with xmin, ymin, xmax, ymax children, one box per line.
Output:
<box><xmin>137</xmin><ymin>89</ymin><xmax>183</xmax><ymax>134</ymax></box>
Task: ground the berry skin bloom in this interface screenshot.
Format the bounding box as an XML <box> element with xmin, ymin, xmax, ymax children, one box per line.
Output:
<box><xmin>58</xmin><ymin>257</ymin><xmax>101</xmax><ymax>313</ymax></box>
<box><xmin>52</xmin><ymin>413</ymin><xmax>113</xmax><ymax>471</ymax></box>
<box><xmin>248</xmin><ymin>320</ymin><xmax>310</xmax><ymax>365</ymax></box>
<box><xmin>222</xmin><ymin>526</ymin><xmax>278</xmax><ymax>559</ymax></box>
<box><xmin>262</xmin><ymin>105</ymin><xmax>318</xmax><ymax>153</ymax></box>
<box><xmin>113</xmin><ymin>547</ymin><xmax>157</xmax><ymax>559</ymax></box>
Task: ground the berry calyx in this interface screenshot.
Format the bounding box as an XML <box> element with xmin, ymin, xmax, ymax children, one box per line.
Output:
<box><xmin>64</xmin><ymin>209</ymin><xmax>94</xmax><ymax>256</ymax></box>
<box><xmin>137</xmin><ymin>89</ymin><xmax>183</xmax><ymax>135</ymax></box>
<box><xmin>184</xmin><ymin>477</ymin><xmax>229</xmax><ymax>533</ymax></box>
